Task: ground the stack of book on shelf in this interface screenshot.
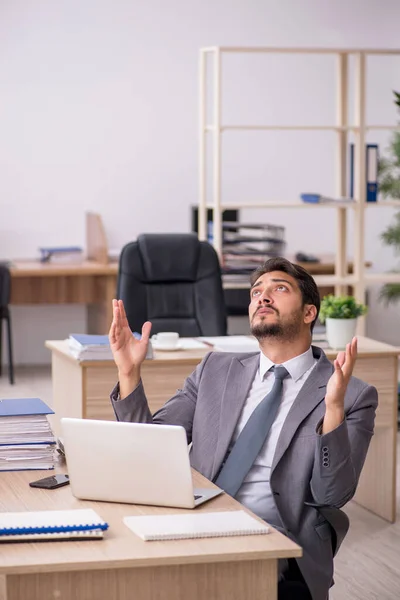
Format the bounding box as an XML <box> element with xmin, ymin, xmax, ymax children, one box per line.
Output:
<box><xmin>68</xmin><ymin>333</ymin><xmax>153</xmax><ymax>361</ymax></box>
<box><xmin>221</xmin><ymin>222</ymin><xmax>286</xmax><ymax>282</ymax></box>
<box><xmin>0</xmin><ymin>398</ymin><xmax>56</xmax><ymax>471</ymax></box>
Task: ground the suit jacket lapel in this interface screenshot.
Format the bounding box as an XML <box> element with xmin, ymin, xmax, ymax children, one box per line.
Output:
<box><xmin>271</xmin><ymin>347</ymin><xmax>333</xmax><ymax>473</ymax></box>
<box><xmin>211</xmin><ymin>353</ymin><xmax>259</xmax><ymax>480</ymax></box>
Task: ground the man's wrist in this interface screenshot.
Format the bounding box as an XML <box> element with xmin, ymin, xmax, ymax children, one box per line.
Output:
<box><xmin>118</xmin><ymin>368</ymin><xmax>141</xmax><ymax>400</ymax></box>
<box><xmin>322</xmin><ymin>405</ymin><xmax>345</xmax><ymax>435</ymax></box>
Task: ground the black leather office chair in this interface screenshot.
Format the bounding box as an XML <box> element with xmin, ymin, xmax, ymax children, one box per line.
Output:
<box><xmin>0</xmin><ymin>265</ymin><xmax>15</xmax><ymax>384</ymax></box>
<box><xmin>117</xmin><ymin>234</ymin><xmax>227</xmax><ymax>336</ymax></box>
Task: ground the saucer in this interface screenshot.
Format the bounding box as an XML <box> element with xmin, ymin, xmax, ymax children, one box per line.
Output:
<box><xmin>151</xmin><ymin>341</ymin><xmax>183</xmax><ymax>352</ymax></box>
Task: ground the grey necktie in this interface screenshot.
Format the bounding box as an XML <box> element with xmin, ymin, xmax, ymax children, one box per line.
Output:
<box><xmin>215</xmin><ymin>365</ymin><xmax>289</xmax><ymax>498</ymax></box>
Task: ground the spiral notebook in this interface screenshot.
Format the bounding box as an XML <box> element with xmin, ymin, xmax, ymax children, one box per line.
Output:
<box><xmin>124</xmin><ymin>510</ymin><xmax>269</xmax><ymax>541</ymax></box>
<box><xmin>0</xmin><ymin>508</ymin><xmax>108</xmax><ymax>542</ymax></box>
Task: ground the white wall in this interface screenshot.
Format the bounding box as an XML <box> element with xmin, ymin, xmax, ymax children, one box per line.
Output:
<box><xmin>1</xmin><ymin>0</ymin><xmax>400</xmax><ymax>365</ymax></box>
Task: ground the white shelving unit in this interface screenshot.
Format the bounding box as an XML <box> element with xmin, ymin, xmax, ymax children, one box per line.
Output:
<box><xmin>198</xmin><ymin>46</ymin><xmax>400</xmax><ymax>334</ymax></box>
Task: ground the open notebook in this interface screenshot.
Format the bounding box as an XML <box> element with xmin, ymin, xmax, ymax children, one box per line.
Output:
<box><xmin>124</xmin><ymin>510</ymin><xmax>269</xmax><ymax>541</ymax></box>
<box><xmin>0</xmin><ymin>508</ymin><xmax>108</xmax><ymax>542</ymax></box>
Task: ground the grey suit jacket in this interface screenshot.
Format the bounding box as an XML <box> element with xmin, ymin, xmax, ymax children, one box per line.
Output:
<box><xmin>111</xmin><ymin>346</ymin><xmax>377</xmax><ymax>600</ymax></box>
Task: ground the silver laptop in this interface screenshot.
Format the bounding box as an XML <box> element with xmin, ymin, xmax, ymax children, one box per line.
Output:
<box><xmin>60</xmin><ymin>418</ymin><xmax>222</xmax><ymax>509</ymax></box>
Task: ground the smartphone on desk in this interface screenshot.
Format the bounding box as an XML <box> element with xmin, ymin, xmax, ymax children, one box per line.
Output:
<box><xmin>29</xmin><ymin>474</ymin><xmax>70</xmax><ymax>490</ymax></box>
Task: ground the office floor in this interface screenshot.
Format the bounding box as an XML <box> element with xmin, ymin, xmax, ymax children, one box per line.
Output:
<box><xmin>1</xmin><ymin>367</ymin><xmax>399</xmax><ymax>600</ymax></box>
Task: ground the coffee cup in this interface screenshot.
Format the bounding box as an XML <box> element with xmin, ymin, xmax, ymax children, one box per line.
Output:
<box><xmin>151</xmin><ymin>332</ymin><xmax>180</xmax><ymax>349</ymax></box>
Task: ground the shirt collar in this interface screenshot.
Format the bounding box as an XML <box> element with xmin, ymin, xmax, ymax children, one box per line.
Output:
<box><xmin>259</xmin><ymin>346</ymin><xmax>314</xmax><ymax>382</ymax></box>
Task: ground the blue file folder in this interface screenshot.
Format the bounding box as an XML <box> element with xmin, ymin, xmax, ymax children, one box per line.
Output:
<box><xmin>0</xmin><ymin>397</ymin><xmax>54</xmax><ymax>417</ymax></box>
<box><xmin>349</xmin><ymin>143</ymin><xmax>378</xmax><ymax>202</ymax></box>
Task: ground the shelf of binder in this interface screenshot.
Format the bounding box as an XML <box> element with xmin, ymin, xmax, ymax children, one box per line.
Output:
<box><xmin>198</xmin><ymin>47</ymin><xmax>400</xmax><ymax>334</ymax></box>
<box><xmin>220</xmin><ymin>222</ymin><xmax>285</xmax><ymax>277</ymax></box>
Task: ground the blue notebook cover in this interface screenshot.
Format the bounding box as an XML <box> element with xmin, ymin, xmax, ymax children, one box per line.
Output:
<box><xmin>69</xmin><ymin>334</ymin><xmax>110</xmax><ymax>347</ymax></box>
<box><xmin>0</xmin><ymin>398</ymin><xmax>54</xmax><ymax>417</ymax></box>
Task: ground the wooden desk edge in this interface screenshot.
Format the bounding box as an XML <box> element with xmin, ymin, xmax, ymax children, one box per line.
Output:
<box><xmin>45</xmin><ymin>341</ymin><xmax>210</xmax><ymax>367</ymax></box>
<box><xmin>45</xmin><ymin>340</ymin><xmax>400</xmax><ymax>367</ymax></box>
<box><xmin>0</xmin><ymin>544</ymin><xmax>302</xmax><ymax>576</ymax></box>
<box><xmin>323</xmin><ymin>349</ymin><xmax>400</xmax><ymax>359</ymax></box>
<box><xmin>10</xmin><ymin>260</ymin><xmax>118</xmax><ymax>278</ymax></box>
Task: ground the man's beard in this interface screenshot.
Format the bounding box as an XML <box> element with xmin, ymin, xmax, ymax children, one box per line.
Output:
<box><xmin>251</xmin><ymin>309</ymin><xmax>303</xmax><ymax>342</ymax></box>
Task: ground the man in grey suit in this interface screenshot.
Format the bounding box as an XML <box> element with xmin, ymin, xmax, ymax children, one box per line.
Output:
<box><xmin>109</xmin><ymin>257</ymin><xmax>377</xmax><ymax>600</ymax></box>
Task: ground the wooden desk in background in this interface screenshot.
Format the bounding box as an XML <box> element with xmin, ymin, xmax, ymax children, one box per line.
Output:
<box><xmin>8</xmin><ymin>213</ymin><xmax>370</xmax><ymax>332</ymax></box>
<box><xmin>9</xmin><ymin>212</ymin><xmax>117</xmax><ymax>334</ymax></box>
<box><xmin>10</xmin><ymin>256</ymin><xmax>362</xmax><ymax>334</ymax></box>
<box><xmin>46</xmin><ymin>336</ymin><xmax>399</xmax><ymax>524</ymax></box>
<box><xmin>10</xmin><ymin>260</ymin><xmax>118</xmax><ymax>334</ymax></box>
<box><xmin>0</xmin><ymin>469</ymin><xmax>301</xmax><ymax>600</ymax></box>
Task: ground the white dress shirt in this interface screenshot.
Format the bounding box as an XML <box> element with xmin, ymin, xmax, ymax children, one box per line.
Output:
<box><xmin>233</xmin><ymin>347</ymin><xmax>317</xmax><ymax>525</ymax></box>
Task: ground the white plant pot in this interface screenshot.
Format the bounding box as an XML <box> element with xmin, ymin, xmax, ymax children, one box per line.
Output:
<box><xmin>325</xmin><ymin>318</ymin><xmax>357</xmax><ymax>350</ymax></box>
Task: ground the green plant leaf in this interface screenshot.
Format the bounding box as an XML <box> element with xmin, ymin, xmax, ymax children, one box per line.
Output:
<box><xmin>319</xmin><ymin>295</ymin><xmax>367</xmax><ymax>323</ymax></box>
<box><xmin>390</xmin><ymin>134</ymin><xmax>400</xmax><ymax>166</ymax></box>
<box><xmin>381</xmin><ymin>211</ymin><xmax>400</xmax><ymax>252</ymax></box>
<box><xmin>379</xmin><ymin>283</ymin><xmax>400</xmax><ymax>305</ymax></box>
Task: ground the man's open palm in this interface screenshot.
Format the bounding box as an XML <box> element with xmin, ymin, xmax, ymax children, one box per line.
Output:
<box><xmin>325</xmin><ymin>337</ymin><xmax>358</xmax><ymax>409</ymax></box>
<box><xmin>109</xmin><ymin>299</ymin><xmax>152</xmax><ymax>376</ymax></box>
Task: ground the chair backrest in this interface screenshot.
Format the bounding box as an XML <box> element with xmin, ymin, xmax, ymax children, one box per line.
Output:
<box><xmin>117</xmin><ymin>234</ymin><xmax>227</xmax><ymax>336</ymax></box>
<box><xmin>0</xmin><ymin>265</ymin><xmax>11</xmax><ymax>308</ymax></box>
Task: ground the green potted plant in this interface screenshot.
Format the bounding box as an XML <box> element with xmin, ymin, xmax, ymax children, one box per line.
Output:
<box><xmin>319</xmin><ymin>295</ymin><xmax>368</xmax><ymax>349</ymax></box>
<box><xmin>378</xmin><ymin>89</ymin><xmax>400</xmax><ymax>305</ymax></box>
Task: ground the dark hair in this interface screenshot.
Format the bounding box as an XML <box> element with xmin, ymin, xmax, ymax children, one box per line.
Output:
<box><xmin>250</xmin><ymin>257</ymin><xmax>320</xmax><ymax>333</ymax></box>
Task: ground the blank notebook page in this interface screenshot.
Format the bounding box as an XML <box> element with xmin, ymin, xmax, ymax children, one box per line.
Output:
<box><xmin>124</xmin><ymin>510</ymin><xmax>269</xmax><ymax>541</ymax></box>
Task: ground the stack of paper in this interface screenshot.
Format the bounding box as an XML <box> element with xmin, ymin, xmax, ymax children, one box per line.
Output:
<box><xmin>68</xmin><ymin>333</ymin><xmax>153</xmax><ymax>361</ymax></box>
<box><xmin>0</xmin><ymin>398</ymin><xmax>56</xmax><ymax>471</ymax></box>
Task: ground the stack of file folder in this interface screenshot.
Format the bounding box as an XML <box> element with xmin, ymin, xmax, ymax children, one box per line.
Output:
<box><xmin>68</xmin><ymin>334</ymin><xmax>114</xmax><ymax>360</ymax></box>
<box><xmin>0</xmin><ymin>398</ymin><xmax>56</xmax><ymax>471</ymax></box>
<box><xmin>221</xmin><ymin>222</ymin><xmax>286</xmax><ymax>281</ymax></box>
<box><xmin>68</xmin><ymin>333</ymin><xmax>153</xmax><ymax>360</ymax></box>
